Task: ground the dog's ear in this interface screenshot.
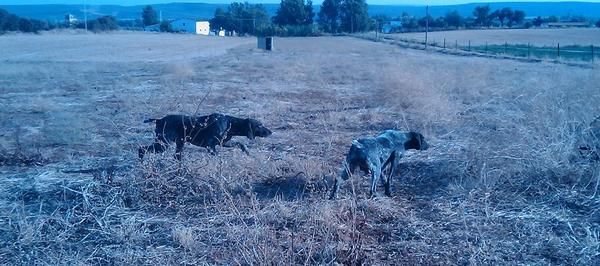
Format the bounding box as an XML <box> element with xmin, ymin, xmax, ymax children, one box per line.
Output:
<box><xmin>246</xmin><ymin>118</ymin><xmax>255</xmax><ymax>140</ymax></box>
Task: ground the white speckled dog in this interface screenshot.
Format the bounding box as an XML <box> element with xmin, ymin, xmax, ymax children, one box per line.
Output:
<box><xmin>329</xmin><ymin>130</ymin><xmax>429</xmax><ymax>199</ymax></box>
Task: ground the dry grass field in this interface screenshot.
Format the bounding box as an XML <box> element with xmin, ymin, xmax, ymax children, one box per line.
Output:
<box><xmin>0</xmin><ymin>32</ymin><xmax>599</xmax><ymax>265</ymax></box>
<box><xmin>391</xmin><ymin>28</ymin><xmax>600</xmax><ymax>46</ymax></box>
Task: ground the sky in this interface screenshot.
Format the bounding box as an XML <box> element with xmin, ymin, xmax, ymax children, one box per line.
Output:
<box><xmin>2</xmin><ymin>0</ymin><xmax>600</xmax><ymax>6</ymax></box>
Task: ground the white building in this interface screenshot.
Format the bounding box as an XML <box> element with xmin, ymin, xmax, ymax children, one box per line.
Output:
<box><xmin>64</xmin><ymin>14</ymin><xmax>78</xmax><ymax>27</ymax></box>
<box><xmin>195</xmin><ymin>21</ymin><xmax>210</xmax><ymax>35</ymax></box>
<box><xmin>170</xmin><ymin>19</ymin><xmax>210</xmax><ymax>35</ymax></box>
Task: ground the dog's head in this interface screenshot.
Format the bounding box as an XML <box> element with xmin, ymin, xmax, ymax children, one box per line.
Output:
<box><xmin>405</xmin><ymin>132</ymin><xmax>429</xmax><ymax>151</ymax></box>
<box><xmin>246</xmin><ymin>118</ymin><xmax>272</xmax><ymax>139</ymax></box>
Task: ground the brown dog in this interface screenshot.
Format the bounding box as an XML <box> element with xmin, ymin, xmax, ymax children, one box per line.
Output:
<box><xmin>139</xmin><ymin>113</ymin><xmax>272</xmax><ymax>160</ymax></box>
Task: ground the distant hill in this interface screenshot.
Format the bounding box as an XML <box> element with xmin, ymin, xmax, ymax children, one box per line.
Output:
<box><xmin>0</xmin><ymin>3</ymin><xmax>234</xmax><ymax>22</ymax></box>
<box><xmin>1</xmin><ymin>2</ymin><xmax>599</xmax><ymax>23</ymax></box>
<box><xmin>370</xmin><ymin>2</ymin><xmax>600</xmax><ymax>19</ymax></box>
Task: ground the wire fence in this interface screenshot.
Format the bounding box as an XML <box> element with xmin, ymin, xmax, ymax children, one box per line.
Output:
<box><xmin>374</xmin><ymin>34</ymin><xmax>598</xmax><ymax>63</ymax></box>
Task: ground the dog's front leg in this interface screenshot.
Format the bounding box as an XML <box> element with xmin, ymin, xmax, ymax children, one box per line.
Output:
<box><xmin>208</xmin><ymin>145</ymin><xmax>219</xmax><ymax>155</ymax></box>
<box><xmin>175</xmin><ymin>139</ymin><xmax>185</xmax><ymax>160</ymax></box>
<box><xmin>329</xmin><ymin>162</ymin><xmax>354</xmax><ymax>200</ymax></box>
<box><xmin>385</xmin><ymin>152</ymin><xmax>403</xmax><ymax>197</ymax></box>
<box><xmin>223</xmin><ymin>141</ymin><xmax>250</xmax><ymax>155</ymax></box>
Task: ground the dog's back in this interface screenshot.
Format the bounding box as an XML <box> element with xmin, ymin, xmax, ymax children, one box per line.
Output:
<box><xmin>346</xmin><ymin>138</ymin><xmax>380</xmax><ymax>173</ymax></box>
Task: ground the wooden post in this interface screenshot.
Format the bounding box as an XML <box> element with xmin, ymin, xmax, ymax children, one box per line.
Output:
<box><xmin>557</xmin><ymin>43</ymin><xmax>560</xmax><ymax>58</ymax></box>
<box><xmin>455</xmin><ymin>40</ymin><xmax>458</xmax><ymax>50</ymax></box>
<box><xmin>443</xmin><ymin>38</ymin><xmax>446</xmax><ymax>49</ymax></box>
<box><xmin>468</xmin><ymin>40</ymin><xmax>471</xmax><ymax>51</ymax></box>
<box><xmin>592</xmin><ymin>45</ymin><xmax>595</xmax><ymax>63</ymax></box>
<box><xmin>527</xmin><ymin>43</ymin><xmax>531</xmax><ymax>58</ymax></box>
<box><xmin>504</xmin><ymin>42</ymin><xmax>508</xmax><ymax>54</ymax></box>
<box><xmin>485</xmin><ymin>42</ymin><xmax>488</xmax><ymax>53</ymax></box>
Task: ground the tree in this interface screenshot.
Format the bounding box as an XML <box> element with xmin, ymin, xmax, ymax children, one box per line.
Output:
<box><xmin>339</xmin><ymin>0</ymin><xmax>369</xmax><ymax>33</ymax></box>
<box><xmin>209</xmin><ymin>7</ymin><xmax>233</xmax><ymax>32</ymax></box>
<box><xmin>318</xmin><ymin>0</ymin><xmax>340</xmax><ymax>33</ymax></box>
<box><xmin>305</xmin><ymin>0</ymin><xmax>314</xmax><ymax>24</ymax></box>
<box><xmin>418</xmin><ymin>15</ymin><xmax>433</xmax><ymax>28</ymax></box>
<box><xmin>251</xmin><ymin>4</ymin><xmax>271</xmax><ymax>34</ymax></box>
<box><xmin>160</xmin><ymin>21</ymin><xmax>173</xmax><ymax>32</ymax></box>
<box><xmin>18</xmin><ymin>18</ymin><xmax>33</xmax><ymax>32</ymax></box>
<box><xmin>532</xmin><ymin>16</ymin><xmax>543</xmax><ymax>27</ymax></box>
<box><xmin>473</xmin><ymin>5</ymin><xmax>490</xmax><ymax>27</ymax></box>
<box><xmin>1</xmin><ymin>13</ymin><xmax>20</xmax><ymax>32</ymax></box>
<box><xmin>497</xmin><ymin>7</ymin><xmax>513</xmax><ymax>27</ymax></box>
<box><xmin>82</xmin><ymin>16</ymin><xmax>118</xmax><ymax>32</ymax></box>
<box><xmin>273</xmin><ymin>0</ymin><xmax>311</xmax><ymax>26</ymax></box>
<box><xmin>433</xmin><ymin>17</ymin><xmax>448</xmax><ymax>28</ymax></box>
<box><xmin>490</xmin><ymin>10</ymin><xmax>500</xmax><ymax>25</ymax></box>
<box><xmin>400</xmin><ymin>12</ymin><xmax>418</xmax><ymax>31</ymax></box>
<box><xmin>0</xmin><ymin>9</ymin><xmax>9</xmax><ymax>32</ymax></box>
<box><xmin>509</xmin><ymin>10</ymin><xmax>525</xmax><ymax>27</ymax></box>
<box><xmin>210</xmin><ymin>2</ymin><xmax>270</xmax><ymax>36</ymax></box>
<box><xmin>445</xmin><ymin>10</ymin><xmax>462</xmax><ymax>29</ymax></box>
<box><xmin>547</xmin><ymin>16</ymin><xmax>559</xmax><ymax>23</ymax></box>
<box><xmin>142</xmin><ymin>5</ymin><xmax>158</xmax><ymax>26</ymax></box>
<box><xmin>1</xmin><ymin>8</ymin><xmax>47</xmax><ymax>33</ymax></box>
<box><xmin>371</xmin><ymin>14</ymin><xmax>390</xmax><ymax>31</ymax></box>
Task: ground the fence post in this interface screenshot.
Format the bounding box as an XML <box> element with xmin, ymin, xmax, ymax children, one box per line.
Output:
<box><xmin>528</xmin><ymin>43</ymin><xmax>531</xmax><ymax>58</ymax></box>
<box><xmin>504</xmin><ymin>42</ymin><xmax>507</xmax><ymax>54</ymax></box>
<box><xmin>485</xmin><ymin>42</ymin><xmax>488</xmax><ymax>53</ymax></box>
<box><xmin>468</xmin><ymin>40</ymin><xmax>471</xmax><ymax>51</ymax></box>
<box><xmin>592</xmin><ymin>45</ymin><xmax>595</xmax><ymax>63</ymax></box>
<box><xmin>557</xmin><ymin>43</ymin><xmax>560</xmax><ymax>58</ymax></box>
<box><xmin>455</xmin><ymin>40</ymin><xmax>458</xmax><ymax>50</ymax></box>
<box><xmin>443</xmin><ymin>38</ymin><xmax>446</xmax><ymax>49</ymax></box>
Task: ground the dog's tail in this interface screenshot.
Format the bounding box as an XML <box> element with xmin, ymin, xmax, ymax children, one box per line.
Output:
<box><xmin>143</xmin><ymin>118</ymin><xmax>159</xmax><ymax>123</ymax></box>
<box><xmin>351</xmin><ymin>140</ymin><xmax>364</xmax><ymax>149</ymax></box>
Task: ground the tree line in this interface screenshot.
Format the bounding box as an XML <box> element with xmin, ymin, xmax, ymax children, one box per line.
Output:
<box><xmin>374</xmin><ymin>6</ymin><xmax>528</xmax><ymax>33</ymax></box>
<box><xmin>0</xmin><ymin>8</ymin><xmax>119</xmax><ymax>34</ymax></box>
<box><xmin>208</xmin><ymin>0</ymin><xmax>371</xmax><ymax>36</ymax></box>
<box><xmin>3</xmin><ymin>3</ymin><xmax>600</xmax><ymax>35</ymax></box>
<box><xmin>133</xmin><ymin>2</ymin><xmax>600</xmax><ymax>35</ymax></box>
<box><xmin>0</xmin><ymin>8</ymin><xmax>52</xmax><ymax>33</ymax></box>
